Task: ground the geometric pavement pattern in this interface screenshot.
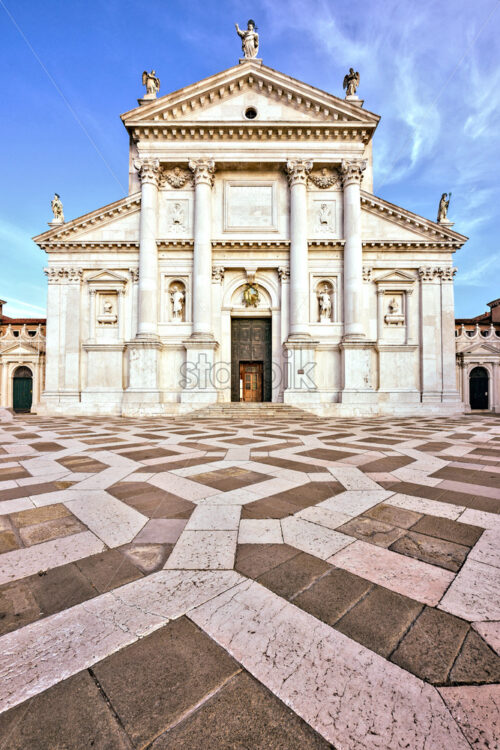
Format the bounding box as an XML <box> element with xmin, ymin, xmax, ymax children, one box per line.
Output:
<box><xmin>0</xmin><ymin>412</ymin><xmax>499</xmax><ymax>749</ymax></box>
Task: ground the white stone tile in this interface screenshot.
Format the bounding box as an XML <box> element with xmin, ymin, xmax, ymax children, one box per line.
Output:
<box><xmin>387</xmin><ymin>493</ymin><xmax>464</xmax><ymax>520</ymax></box>
<box><xmin>438</xmin><ymin>685</ymin><xmax>500</xmax><ymax>750</ymax></box>
<box><xmin>0</xmin><ymin>531</ymin><xmax>105</xmax><ymax>586</ymax></box>
<box><xmin>459</xmin><ymin>509</ymin><xmax>500</xmax><ymax>531</ymax></box>
<box><xmin>71</xmin><ymin>466</ymin><xmax>135</xmax><ymax>490</ymax></box>
<box><xmin>185</xmin><ymin>504</ymin><xmax>241</xmax><ymax>531</ymax></box>
<box><xmin>391</xmin><ymin>468</ymin><xmax>442</xmax><ymax>486</ymax></box>
<box><xmin>244</xmin><ymin>476</ymin><xmax>298</xmax><ymax>497</ymax></box>
<box><xmin>0</xmin><ymin>569</ymin><xmax>242</xmax><ymax>713</ymax></box>
<box><xmin>439</xmin><ymin>559</ymin><xmax>500</xmax><ymax>621</ymax></box>
<box><xmin>64</xmin><ymin>491</ymin><xmax>147</xmax><ymax>548</ymax></box>
<box><xmin>330</xmin><ymin>540</ymin><xmax>454</xmax><ymax>606</ymax></box>
<box><xmin>296</xmin><ymin>505</ymin><xmax>351</xmax><ymax>530</ymax></box>
<box><xmin>0</xmin><ymin>498</ymin><xmax>34</xmax><ymax>515</ymax></box>
<box><xmin>327</xmin><ymin>466</ymin><xmax>382</xmax><ymax>490</ymax></box>
<box><xmin>164</xmin><ymin>530</ymin><xmax>237</xmax><ymax>570</ymax></box>
<box><xmin>318</xmin><ymin>490</ymin><xmax>391</xmax><ymax>517</ymax></box>
<box><xmin>468</xmin><ymin>529</ymin><xmax>500</xmax><ymax>569</ymax></box>
<box><xmin>198</xmin><ymin>488</ymin><xmax>258</xmax><ymax>505</ymax></box>
<box><xmin>149</xmin><ymin>472</ymin><xmax>219</xmax><ymax>501</ymax></box>
<box><xmin>19</xmin><ymin>458</ymin><xmax>66</xmax><ymax>476</ymax></box>
<box><xmin>0</xmin><ymin>480</ymin><xmax>17</xmax><ymax>491</ymax></box>
<box><xmin>189</xmin><ymin>580</ymin><xmax>470</xmax><ymax>750</ymax></box>
<box><xmin>472</xmin><ymin>621</ymin><xmax>500</xmax><ymax>655</ymax></box>
<box><xmin>238</xmin><ymin>519</ymin><xmax>283</xmax><ymax>544</ymax></box>
<box><xmin>224</xmin><ymin>447</ymin><xmax>251</xmax><ymax>461</ymax></box>
<box><xmin>281</xmin><ymin>517</ymin><xmax>353</xmax><ymax>559</ymax></box>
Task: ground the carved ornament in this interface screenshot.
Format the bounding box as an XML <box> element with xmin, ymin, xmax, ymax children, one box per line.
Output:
<box><xmin>212</xmin><ymin>266</ymin><xmax>225</xmax><ymax>283</ymax></box>
<box><xmin>133</xmin><ymin>158</ymin><xmax>160</xmax><ymax>186</ymax></box>
<box><xmin>188</xmin><ymin>159</ymin><xmax>215</xmax><ymax>187</ymax></box>
<box><xmin>286</xmin><ymin>159</ymin><xmax>313</xmax><ymax>187</ymax></box>
<box><xmin>161</xmin><ymin>166</ymin><xmax>193</xmax><ymax>189</ymax></box>
<box><xmin>340</xmin><ymin>159</ymin><xmax>367</xmax><ymax>187</ymax></box>
<box><xmin>308</xmin><ymin>167</ymin><xmax>341</xmax><ymax>189</ymax></box>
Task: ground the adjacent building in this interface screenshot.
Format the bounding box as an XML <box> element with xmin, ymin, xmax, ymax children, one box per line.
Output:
<box><xmin>33</xmin><ymin>55</ymin><xmax>468</xmax><ymax>416</ymax></box>
<box><xmin>0</xmin><ymin>300</ymin><xmax>46</xmax><ymax>412</ymax></box>
<box><xmin>456</xmin><ymin>299</ymin><xmax>500</xmax><ymax>412</ymax></box>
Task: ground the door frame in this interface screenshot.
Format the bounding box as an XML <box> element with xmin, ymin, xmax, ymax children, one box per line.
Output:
<box><xmin>469</xmin><ymin>365</ymin><xmax>490</xmax><ymax>410</ymax></box>
<box><xmin>12</xmin><ymin>365</ymin><xmax>34</xmax><ymax>412</ymax></box>
<box><xmin>239</xmin><ymin>361</ymin><xmax>263</xmax><ymax>402</ymax></box>
<box><xmin>231</xmin><ymin>317</ymin><xmax>272</xmax><ymax>403</ymax></box>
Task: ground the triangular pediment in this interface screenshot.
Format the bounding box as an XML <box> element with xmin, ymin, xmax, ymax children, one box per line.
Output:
<box><xmin>362</xmin><ymin>191</ymin><xmax>468</xmax><ymax>246</ymax></box>
<box><xmin>33</xmin><ymin>193</ymin><xmax>141</xmax><ymax>247</ymax></box>
<box><xmin>459</xmin><ymin>342</ymin><xmax>500</xmax><ymax>356</ymax></box>
<box><xmin>373</xmin><ymin>269</ymin><xmax>416</xmax><ymax>284</ymax></box>
<box><xmin>0</xmin><ymin>341</ymin><xmax>41</xmax><ymax>356</ymax></box>
<box><xmin>121</xmin><ymin>62</ymin><xmax>379</xmax><ymax>130</ymax></box>
<box><xmin>86</xmin><ymin>269</ymin><xmax>129</xmax><ymax>284</ymax></box>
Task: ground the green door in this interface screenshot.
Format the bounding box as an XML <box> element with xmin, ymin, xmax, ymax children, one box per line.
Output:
<box><xmin>13</xmin><ymin>377</ymin><xmax>33</xmax><ymax>412</ymax></box>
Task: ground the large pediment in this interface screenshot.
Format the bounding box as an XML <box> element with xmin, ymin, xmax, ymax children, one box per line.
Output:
<box><xmin>121</xmin><ymin>62</ymin><xmax>379</xmax><ymax>138</ymax></box>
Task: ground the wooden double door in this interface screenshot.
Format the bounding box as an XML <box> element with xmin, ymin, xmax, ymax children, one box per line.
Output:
<box><xmin>231</xmin><ymin>318</ymin><xmax>272</xmax><ymax>402</ymax></box>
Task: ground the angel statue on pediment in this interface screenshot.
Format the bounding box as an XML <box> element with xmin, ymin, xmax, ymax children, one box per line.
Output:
<box><xmin>343</xmin><ymin>68</ymin><xmax>360</xmax><ymax>97</ymax></box>
<box><xmin>142</xmin><ymin>70</ymin><xmax>160</xmax><ymax>98</ymax></box>
<box><xmin>235</xmin><ymin>20</ymin><xmax>259</xmax><ymax>59</ymax></box>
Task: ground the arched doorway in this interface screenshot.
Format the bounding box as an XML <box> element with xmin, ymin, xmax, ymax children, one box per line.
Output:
<box><xmin>469</xmin><ymin>366</ymin><xmax>489</xmax><ymax>410</ymax></box>
<box><xmin>13</xmin><ymin>366</ymin><xmax>33</xmax><ymax>412</ymax></box>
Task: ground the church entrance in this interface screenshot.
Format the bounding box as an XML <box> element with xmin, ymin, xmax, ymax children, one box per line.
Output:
<box><xmin>231</xmin><ymin>318</ymin><xmax>271</xmax><ymax>402</ymax></box>
<box><xmin>13</xmin><ymin>366</ymin><xmax>33</xmax><ymax>412</ymax></box>
<box><xmin>469</xmin><ymin>366</ymin><xmax>489</xmax><ymax>410</ymax></box>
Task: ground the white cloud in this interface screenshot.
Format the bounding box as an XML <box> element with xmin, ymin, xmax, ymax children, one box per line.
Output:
<box><xmin>455</xmin><ymin>253</ymin><xmax>500</xmax><ymax>286</ymax></box>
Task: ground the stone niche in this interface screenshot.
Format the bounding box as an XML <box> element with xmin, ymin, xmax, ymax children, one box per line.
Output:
<box><xmin>96</xmin><ymin>292</ymin><xmax>118</xmax><ymax>326</ymax></box>
<box><xmin>310</xmin><ymin>275</ymin><xmax>338</xmax><ymax>325</ymax></box>
<box><xmin>161</xmin><ymin>275</ymin><xmax>190</xmax><ymax>324</ymax></box>
<box><xmin>374</xmin><ymin>270</ymin><xmax>416</xmax><ymax>344</ymax></box>
<box><xmin>86</xmin><ymin>269</ymin><xmax>129</xmax><ymax>342</ymax></box>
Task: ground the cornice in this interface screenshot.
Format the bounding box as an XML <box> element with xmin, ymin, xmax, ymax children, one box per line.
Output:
<box><xmin>37</xmin><ymin>241</ymin><xmax>140</xmax><ymax>253</ymax></box>
<box><xmin>130</xmin><ymin>122</ymin><xmax>373</xmax><ymax>144</ymax></box>
<box><xmin>361</xmin><ymin>191</ymin><xmax>468</xmax><ymax>245</ymax></box>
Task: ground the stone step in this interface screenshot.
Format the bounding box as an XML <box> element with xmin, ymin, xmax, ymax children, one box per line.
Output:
<box><xmin>186</xmin><ymin>403</ymin><xmax>315</xmax><ymax>420</ymax></box>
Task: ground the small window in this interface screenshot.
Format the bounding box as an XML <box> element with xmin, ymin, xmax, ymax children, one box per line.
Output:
<box><xmin>245</xmin><ymin>107</ymin><xmax>258</xmax><ymax>120</ymax></box>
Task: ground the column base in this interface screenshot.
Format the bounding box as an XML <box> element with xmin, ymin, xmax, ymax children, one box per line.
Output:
<box><xmin>125</xmin><ymin>339</ymin><xmax>161</xmax><ymax>391</ymax></box>
<box><xmin>283</xmin><ymin>340</ymin><xmax>318</xmax><ymax>393</ymax></box>
<box><xmin>181</xmin><ymin>339</ymin><xmax>219</xmax><ymax>402</ymax></box>
<box><xmin>341</xmin><ymin>340</ymin><xmax>375</xmax><ymax>396</ymax></box>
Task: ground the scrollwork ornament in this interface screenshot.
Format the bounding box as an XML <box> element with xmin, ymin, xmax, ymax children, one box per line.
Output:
<box><xmin>212</xmin><ymin>266</ymin><xmax>225</xmax><ymax>283</ymax></box>
<box><xmin>161</xmin><ymin>166</ymin><xmax>193</xmax><ymax>189</ymax></box>
<box><xmin>308</xmin><ymin>168</ymin><xmax>341</xmax><ymax>189</ymax></box>
<box><xmin>278</xmin><ymin>266</ymin><xmax>290</xmax><ymax>282</ymax></box>
<box><xmin>362</xmin><ymin>266</ymin><xmax>372</xmax><ymax>282</ymax></box>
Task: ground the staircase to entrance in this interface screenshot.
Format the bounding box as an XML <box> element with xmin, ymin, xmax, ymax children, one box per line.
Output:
<box><xmin>187</xmin><ymin>403</ymin><xmax>315</xmax><ymax>420</ymax></box>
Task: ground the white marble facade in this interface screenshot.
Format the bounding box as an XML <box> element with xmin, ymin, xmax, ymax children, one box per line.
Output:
<box><xmin>34</xmin><ymin>60</ymin><xmax>467</xmax><ymax>416</ymax></box>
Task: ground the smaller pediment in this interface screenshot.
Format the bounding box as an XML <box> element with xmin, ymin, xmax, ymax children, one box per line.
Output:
<box><xmin>373</xmin><ymin>269</ymin><xmax>416</xmax><ymax>284</ymax></box>
<box><xmin>458</xmin><ymin>342</ymin><xmax>500</xmax><ymax>356</ymax></box>
<box><xmin>0</xmin><ymin>342</ymin><xmax>42</xmax><ymax>356</ymax></box>
<box><xmin>86</xmin><ymin>269</ymin><xmax>129</xmax><ymax>285</ymax></box>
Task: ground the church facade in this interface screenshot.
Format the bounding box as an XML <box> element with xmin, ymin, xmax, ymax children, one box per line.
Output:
<box><xmin>34</xmin><ymin>57</ymin><xmax>467</xmax><ymax>417</ymax></box>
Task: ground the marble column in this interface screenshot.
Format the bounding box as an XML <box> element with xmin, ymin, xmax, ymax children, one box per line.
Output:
<box><xmin>135</xmin><ymin>158</ymin><xmax>160</xmax><ymax>339</ymax></box>
<box><xmin>341</xmin><ymin>159</ymin><xmax>366</xmax><ymax>340</ymax></box>
<box><xmin>418</xmin><ymin>266</ymin><xmax>441</xmax><ymax>402</ymax></box>
<box><xmin>286</xmin><ymin>159</ymin><xmax>312</xmax><ymax>340</ymax></box>
<box><xmin>440</xmin><ymin>267</ymin><xmax>460</xmax><ymax>402</ymax></box>
<box><xmin>189</xmin><ymin>158</ymin><xmax>215</xmax><ymax>339</ymax></box>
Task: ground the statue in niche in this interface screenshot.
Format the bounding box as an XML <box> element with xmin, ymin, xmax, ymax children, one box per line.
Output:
<box><xmin>437</xmin><ymin>192</ymin><xmax>451</xmax><ymax>223</ymax></box>
<box><xmin>170</xmin><ymin>284</ymin><xmax>185</xmax><ymax>321</ymax></box>
<box><xmin>318</xmin><ymin>284</ymin><xmax>332</xmax><ymax>323</ymax></box>
<box><xmin>343</xmin><ymin>68</ymin><xmax>360</xmax><ymax>97</ymax></box>
<box><xmin>384</xmin><ymin>296</ymin><xmax>405</xmax><ymax>326</ymax></box>
<box><xmin>318</xmin><ymin>203</ymin><xmax>332</xmax><ymax>231</ymax></box>
<box><xmin>142</xmin><ymin>70</ymin><xmax>160</xmax><ymax>98</ymax></box>
<box><xmin>170</xmin><ymin>202</ymin><xmax>185</xmax><ymax>231</ymax></box>
<box><xmin>243</xmin><ymin>283</ymin><xmax>260</xmax><ymax>308</ymax></box>
<box><xmin>51</xmin><ymin>193</ymin><xmax>64</xmax><ymax>223</ymax></box>
<box><xmin>97</xmin><ymin>295</ymin><xmax>117</xmax><ymax>325</ymax></box>
<box><xmin>235</xmin><ymin>20</ymin><xmax>259</xmax><ymax>59</ymax></box>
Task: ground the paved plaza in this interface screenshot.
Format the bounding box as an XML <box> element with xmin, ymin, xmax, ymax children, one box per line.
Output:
<box><xmin>0</xmin><ymin>411</ymin><xmax>498</xmax><ymax>749</ymax></box>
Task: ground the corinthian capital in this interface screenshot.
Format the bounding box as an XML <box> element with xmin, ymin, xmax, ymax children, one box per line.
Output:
<box><xmin>340</xmin><ymin>159</ymin><xmax>367</xmax><ymax>187</ymax></box>
<box><xmin>439</xmin><ymin>266</ymin><xmax>457</xmax><ymax>282</ymax></box>
<box><xmin>133</xmin><ymin>158</ymin><xmax>160</xmax><ymax>186</ymax></box>
<box><xmin>189</xmin><ymin>158</ymin><xmax>215</xmax><ymax>187</ymax></box>
<box><xmin>286</xmin><ymin>159</ymin><xmax>313</xmax><ymax>187</ymax></box>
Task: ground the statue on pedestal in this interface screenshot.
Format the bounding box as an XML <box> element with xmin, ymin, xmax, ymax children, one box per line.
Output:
<box><xmin>343</xmin><ymin>68</ymin><xmax>360</xmax><ymax>97</ymax></box>
<box><xmin>142</xmin><ymin>70</ymin><xmax>160</xmax><ymax>98</ymax></box>
<box><xmin>170</xmin><ymin>285</ymin><xmax>185</xmax><ymax>321</ymax></box>
<box><xmin>318</xmin><ymin>285</ymin><xmax>332</xmax><ymax>322</ymax></box>
<box><xmin>50</xmin><ymin>193</ymin><xmax>64</xmax><ymax>223</ymax></box>
<box><xmin>235</xmin><ymin>20</ymin><xmax>259</xmax><ymax>59</ymax></box>
<box><xmin>437</xmin><ymin>192</ymin><xmax>451</xmax><ymax>223</ymax></box>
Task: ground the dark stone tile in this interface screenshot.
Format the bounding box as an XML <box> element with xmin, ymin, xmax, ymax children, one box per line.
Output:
<box><xmin>223</xmin><ymin>437</ymin><xmax>264</xmax><ymax>445</ymax></box>
<box><xmin>337</xmin><ymin>517</ymin><xmax>406</xmax><ymax>548</ymax></box>
<box><xmin>0</xmin><ymin>579</ymin><xmax>41</xmax><ymax>635</ymax></box>
<box><xmin>418</xmin><ymin>442</ymin><xmax>453</xmax><ymax>452</ymax></box>
<box><xmin>10</xmin><ymin>503</ymin><xmax>71</xmax><ymax>528</ymax></box>
<box><xmin>0</xmin><ymin>465</ymin><xmax>30</xmax><ymax>480</ymax></box>
<box><xmin>93</xmin><ymin>617</ymin><xmax>240</xmax><ymax>747</ymax></box>
<box><xmin>293</xmin><ymin>567</ymin><xmax>372</xmax><ymax>625</ymax></box>
<box><xmin>0</xmin><ymin>530</ymin><xmax>20</xmax><ymax>553</ymax></box>
<box><xmin>116</xmin><ymin>446</ymin><xmax>178</xmax><ymax>461</ymax></box>
<box><xmin>0</xmin><ymin>481</ymin><xmax>70</xmax><ymax>502</ymax></box>
<box><xmin>391</xmin><ymin>607</ymin><xmax>469</xmax><ymax>683</ymax></box>
<box><xmin>257</xmin><ymin>552</ymin><xmax>331</xmax><ymax>600</ymax></box>
<box><xmin>360</xmin><ymin>456</ymin><xmax>415</xmax><ymax>473</ymax></box>
<box><xmin>75</xmin><ymin>549</ymin><xmax>143</xmax><ymax>593</ymax></box>
<box><xmin>153</xmin><ymin>671</ymin><xmax>332</xmax><ymax>749</ymax></box>
<box><xmin>190</xmin><ymin>467</ymin><xmax>269</xmax><ymax>491</ymax></box>
<box><xmin>0</xmin><ymin>671</ymin><xmax>130</xmax><ymax>749</ymax></box>
<box><xmin>432</xmin><ymin>465</ymin><xmax>500</xmax><ymax>488</ymax></box>
<box><xmin>27</xmin><ymin>564</ymin><xmax>96</xmax><ymax>616</ymax></box>
<box><xmin>410</xmin><ymin>515</ymin><xmax>483</xmax><ymax>547</ymax></box>
<box><xmin>153</xmin><ymin>456</ymin><xmax>222</xmax><ymax>471</ymax></box>
<box><xmin>335</xmin><ymin>586</ymin><xmax>423</xmax><ymax>658</ymax></box>
<box><xmin>364</xmin><ymin>503</ymin><xmax>423</xmax><ymax>528</ymax></box>
<box><xmin>57</xmin><ymin>454</ymin><xmax>109</xmax><ymax>472</ymax></box>
<box><xmin>108</xmin><ymin>481</ymin><xmax>195</xmax><ymax>519</ymax></box>
<box><xmin>235</xmin><ymin>543</ymin><xmax>300</xmax><ymax>579</ymax></box>
<box><xmin>449</xmin><ymin>630</ymin><xmax>500</xmax><ymax>684</ymax></box>
<box><xmin>298</xmin><ymin>448</ymin><xmax>357</xmax><ymax>462</ymax></box>
<box><xmin>27</xmin><ymin>441</ymin><xmax>63</xmax><ymax>451</ymax></box>
<box><xmin>390</xmin><ymin>531</ymin><xmax>469</xmax><ymax>572</ymax></box>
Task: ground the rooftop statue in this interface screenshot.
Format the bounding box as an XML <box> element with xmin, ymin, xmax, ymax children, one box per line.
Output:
<box><xmin>343</xmin><ymin>68</ymin><xmax>360</xmax><ymax>97</ymax></box>
<box><xmin>235</xmin><ymin>19</ymin><xmax>259</xmax><ymax>59</ymax></box>
<box><xmin>142</xmin><ymin>70</ymin><xmax>160</xmax><ymax>98</ymax></box>
<box><xmin>50</xmin><ymin>193</ymin><xmax>64</xmax><ymax>223</ymax></box>
<box><xmin>437</xmin><ymin>192</ymin><xmax>451</xmax><ymax>223</ymax></box>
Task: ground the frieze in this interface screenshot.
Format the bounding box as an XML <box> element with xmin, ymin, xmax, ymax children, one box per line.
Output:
<box><xmin>44</xmin><ymin>267</ymin><xmax>83</xmax><ymax>284</ymax></box>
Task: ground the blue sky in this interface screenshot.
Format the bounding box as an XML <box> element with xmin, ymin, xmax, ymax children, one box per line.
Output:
<box><xmin>0</xmin><ymin>0</ymin><xmax>498</xmax><ymax>318</ymax></box>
